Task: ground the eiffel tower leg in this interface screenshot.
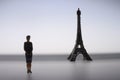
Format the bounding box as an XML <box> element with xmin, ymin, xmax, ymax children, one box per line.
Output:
<box><xmin>68</xmin><ymin>50</ymin><xmax>77</xmax><ymax>61</ymax></box>
<box><xmin>67</xmin><ymin>53</ymin><xmax>72</xmax><ymax>60</ymax></box>
<box><xmin>81</xmin><ymin>48</ymin><xmax>92</xmax><ymax>61</ymax></box>
<box><xmin>68</xmin><ymin>44</ymin><xmax>76</xmax><ymax>60</ymax></box>
<box><xmin>68</xmin><ymin>45</ymin><xmax>78</xmax><ymax>61</ymax></box>
<box><xmin>69</xmin><ymin>50</ymin><xmax>78</xmax><ymax>61</ymax></box>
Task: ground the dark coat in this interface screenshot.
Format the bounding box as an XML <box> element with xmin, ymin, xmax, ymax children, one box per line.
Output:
<box><xmin>24</xmin><ymin>42</ymin><xmax>33</xmax><ymax>53</ymax></box>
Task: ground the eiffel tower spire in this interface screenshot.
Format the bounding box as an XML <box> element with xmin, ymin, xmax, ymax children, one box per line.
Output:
<box><xmin>68</xmin><ymin>8</ymin><xmax>92</xmax><ymax>61</ymax></box>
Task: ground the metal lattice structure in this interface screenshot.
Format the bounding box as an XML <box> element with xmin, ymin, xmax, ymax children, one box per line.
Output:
<box><xmin>68</xmin><ymin>8</ymin><xmax>92</xmax><ymax>61</ymax></box>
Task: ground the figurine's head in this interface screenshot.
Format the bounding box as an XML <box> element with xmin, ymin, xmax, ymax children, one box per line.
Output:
<box><xmin>77</xmin><ymin>8</ymin><xmax>81</xmax><ymax>15</ymax></box>
<box><xmin>26</xmin><ymin>35</ymin><xmax>30</xmax><ymax>42</ymax></box>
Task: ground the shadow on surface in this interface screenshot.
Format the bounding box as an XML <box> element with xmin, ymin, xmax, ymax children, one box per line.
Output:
<box><xmin>0</xmin><ymin>53</ymin><xmax>120</xmax><ymax>61</ymax></box>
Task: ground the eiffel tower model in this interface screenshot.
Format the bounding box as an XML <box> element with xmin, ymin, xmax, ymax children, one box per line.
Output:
<box><xmin>68</xmin><ymin>8</ymin><xmax>92</xmax><ymax>61</ymax></box>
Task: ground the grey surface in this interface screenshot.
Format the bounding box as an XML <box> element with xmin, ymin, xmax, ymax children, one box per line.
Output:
<box><xmin>0</xmin><ymin>53</ymin><xmax>120</xmax><ymax>61</ymax></box>
<box><xmin>0</xmin><ymin>54</ymin><xmax>120</xmax><ymax>80</ymax></box>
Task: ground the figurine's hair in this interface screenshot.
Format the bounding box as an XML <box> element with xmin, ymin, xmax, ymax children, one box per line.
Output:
<box><xmin>26</xmin><ymin>35</ymin><xmax>30</xmax><ymax>38</ymax></box>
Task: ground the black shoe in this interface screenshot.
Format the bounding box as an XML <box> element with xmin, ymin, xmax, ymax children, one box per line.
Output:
<box><xmin>27</xmin><ymin>70</ymin><xmax>32</xmax><ymax>73</ymax></box>
<box><xmin>29</xmin><ymin>70</ymin><xmax>32</xmax><ymax>73</ymax></box>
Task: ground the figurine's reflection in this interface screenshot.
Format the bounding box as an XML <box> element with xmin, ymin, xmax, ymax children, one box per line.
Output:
<box><xmin>26</xmin><ymin>74</ymin><xmax>33</xmax><ymax>80</ymax></box>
